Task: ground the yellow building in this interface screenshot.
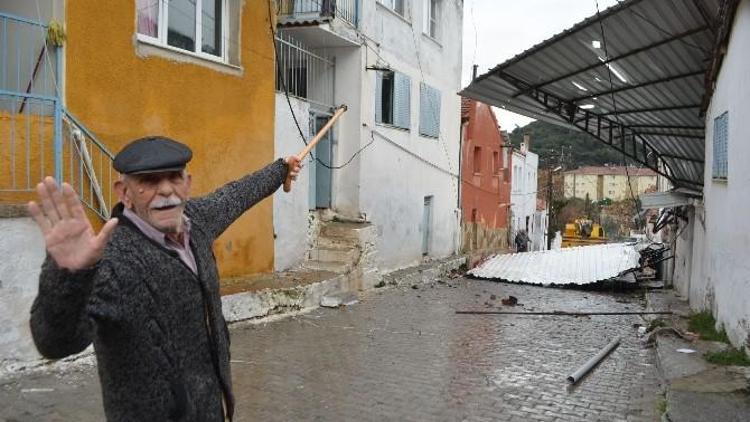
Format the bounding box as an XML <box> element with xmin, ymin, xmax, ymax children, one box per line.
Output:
<box><xmin>0</xmin><ymin>0</ymin><xmax>277</xmax><ymax>278</ymax></box>
<box><xmin>563</xmin><ymin>166</ymin><xmax>656</xmax><ymax>202</ymax></box>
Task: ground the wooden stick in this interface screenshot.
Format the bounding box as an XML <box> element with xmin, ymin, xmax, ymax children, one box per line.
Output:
<box><xmin>283</xmin><ymin>105</ymin><xmax>348</xmax><ymax>192</ymax></box>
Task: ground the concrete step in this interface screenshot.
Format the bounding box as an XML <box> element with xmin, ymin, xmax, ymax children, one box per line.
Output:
<box><xmin>303</xmin><ymin>259</ymin><xmax>351</xmax><ymax>274</ymax></box>
<box><xmin>308</xmin><ymin>246</ymin><xmax>360</xmax><ymax>263</ymax></box>
<box><xmin>321</xmin><ymin>222</ymin><xmax>373</xmax><ymax>240</ymax></box>
<box><xmin>314</xmin><ymin>235</ymin><xmax>359</xmax><ymax>250</ymax></box>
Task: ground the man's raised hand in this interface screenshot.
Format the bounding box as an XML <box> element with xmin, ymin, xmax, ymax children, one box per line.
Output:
<box><xmin>28</xmin><ymin>177</ymin><xmax>118</xmax><ymax>271</ymax></box>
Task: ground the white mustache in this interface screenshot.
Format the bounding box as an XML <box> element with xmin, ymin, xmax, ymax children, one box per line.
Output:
<box><xmin>150</xmin><ymin>197</ymin><xmax>184</xmax><ymax>210</ymax></box>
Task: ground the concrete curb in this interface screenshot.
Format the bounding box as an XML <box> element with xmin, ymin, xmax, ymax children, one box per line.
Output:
<box><xmin>222</xmin><ymin>274</ymin><xmax>349</xmax><ymax>323</ymax></box>
<box><xmin>647</xmin><ymin>290</ymin><xmax>750</xmax><ymax>422</ymax></box>
<box><xmin>223</xmin><ymin>255</ymin><xmax>467</xmax><ymax>323</ymax></box>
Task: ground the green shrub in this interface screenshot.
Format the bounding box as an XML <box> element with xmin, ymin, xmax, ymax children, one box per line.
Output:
<box><xmin>705</xmin><ymin>348</ymin><xmax>750</xmax><ymax>366</ymax></box>
<box><xmin>688</xmin><ymin>311</ymin><xmax>730</xmax><ymax>343</ymax></box>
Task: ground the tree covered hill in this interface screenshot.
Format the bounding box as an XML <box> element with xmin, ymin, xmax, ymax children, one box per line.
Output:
<box><xmin>508</xmin><ymin>120</ymin><xmax>633</xmax><ymax>167</ymax></box>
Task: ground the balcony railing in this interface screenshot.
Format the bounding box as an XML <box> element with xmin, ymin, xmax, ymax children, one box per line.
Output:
<box><xmin>275</xmin><ymin>31</ymin><xmax>335</xmax><ymax>112</ymax></box>
<box><xmin>278</xmin><ymin>0</ymin><xmax>358</xmax><ymax>27</ymax></box>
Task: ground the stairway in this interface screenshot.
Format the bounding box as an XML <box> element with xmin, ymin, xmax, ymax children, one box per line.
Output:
<box><xmin>305</xmin><ymin>221</ymin><xmax>369</xmax><ymax>273</ymax></box>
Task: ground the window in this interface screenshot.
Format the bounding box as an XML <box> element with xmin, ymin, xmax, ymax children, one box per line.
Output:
<box><xmin>375</xmin><ymin>70</ymin><xmax>411</xmax><ymax>129</ymax></box>
<box><xmin>473</xmin><ymin>147</ymin><xmax>482</xmax><ymax>174</ymax></box>
<box><xmin>492</xmin><ymin>151</ymin><xmax>500</xmax><ymax>174</ymax></box>
<box><xmin>419</xmin><ymin>82</ymin><xmax>441</xmax><ymax>138</ymax></box>
<box><xmin>423</xmin><ymin>0</ymin><xmax>438</xmax><ymax>38</ymax></box>
<box><xmin>379</xmin><ymin>0</ymin><xmax>408</xmax><ymax>17</ymax></box>
<box><xmin>137</xmin><ymin>0</ymin><xmax>230</xmax><ymax>62</ymax></box>
<box><xmin>712</xmin><ymin>111</ymin><xmax>728</xmax><ymax>181</ymax></box>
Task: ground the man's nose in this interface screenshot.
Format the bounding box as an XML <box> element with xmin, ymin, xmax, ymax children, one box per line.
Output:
<box><xmin>156</xmin><ymin>178</ymin><xmax>175</xmax><ymax>196</ymax></box>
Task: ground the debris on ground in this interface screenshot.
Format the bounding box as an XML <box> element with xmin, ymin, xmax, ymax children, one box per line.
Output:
<box><xmin>676</xmin><ymin>348</ymin><xmax>697</xmax><ymax>354</ymax></box>
<box><xmin>501</xmin><ymin>296</ymin><xmax>518</xmax><ymax>306</ymax></box>
<box><xmin>642</xmin><ymin>326</ymin><xmax>698</xmax><ymax>346</ymax></box>
<box><xmin>320</xmin><ymin>293</ymin><xmax>359</xmax><ymax>308</ymax></box>
<box><xmin>321</xmin><ymin>296</ymin><xmax>342</xmax><ymax>307</ymax></box>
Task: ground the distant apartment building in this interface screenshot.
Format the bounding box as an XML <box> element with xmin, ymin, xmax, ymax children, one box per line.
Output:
<box><xmin>459</xmin><ymin>98</ymin><xmax>511</xmax><ymax>252</ymax></box>
<box><xmin>563</xmin><ymin>166</ymin><xmax>657</xmax><ymax>201</ymax></box>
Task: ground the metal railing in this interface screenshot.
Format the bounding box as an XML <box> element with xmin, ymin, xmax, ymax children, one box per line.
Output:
<box><xmin>1</xmin><ymin>12</ymin><xmax>114</xmax><ymax>220</ymax></box>
<box><xmin>62</xmin><ymin>112</ymin><xmax>115</xmax><ymax>220</ymax></box>
<box><xmin>278</xmin><ymin>0</ymin><xmax>358</xmax><ymax>27</ymax></box>
<box><xmin>275</xmin><ymin>31</ymin><xmax>335</xmax><ymax>112</ymax></box>
<box><xmin>0</xmin><ymin>12</ymin><xmax>60</xmax><ymax>192</ymax></box>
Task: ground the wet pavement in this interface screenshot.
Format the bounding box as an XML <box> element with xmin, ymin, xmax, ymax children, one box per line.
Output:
<box><xmin>0</xmin><ymin>278</ymin><xmax>662</xmax><ymax>421</ymax></box>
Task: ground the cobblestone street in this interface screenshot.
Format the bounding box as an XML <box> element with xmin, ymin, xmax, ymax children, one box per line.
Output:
<box><xmin>1</xmin><ymin>278</ymin><xmax>662</xmax><ymax>421</ymax></box>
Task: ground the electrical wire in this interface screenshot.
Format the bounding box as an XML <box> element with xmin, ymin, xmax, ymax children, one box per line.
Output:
<box><xmin>594</xmin><ymin>0</ymin><xmax>644</xmax><ymax>230</ymax></box>
<box><xmin>266</xmin><ymin>1</ymin><xmax>373</xmax><ymax>171</ymax></box>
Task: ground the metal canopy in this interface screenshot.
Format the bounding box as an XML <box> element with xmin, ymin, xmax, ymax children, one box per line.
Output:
<box><xmin>460</xmin><ymin>0</ymin><xmax>722</xmax><ymax>190</ymax></box>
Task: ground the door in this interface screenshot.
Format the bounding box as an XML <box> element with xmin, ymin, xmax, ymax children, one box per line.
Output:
<box><xmin>422</xmin><ymin>196</ymin><xmax>433</xmax><ymax>256</ymax></box>
<box><xmin>311</xmin><ymin>113</ymin><xmax>332</xmax><ymax>209</ymax></box>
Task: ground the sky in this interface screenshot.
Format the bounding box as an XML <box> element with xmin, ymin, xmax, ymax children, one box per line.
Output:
<box><xmin>462</xmin><ymin>0</ymin><xmax>621</xmax><ymax>131</ymax></box>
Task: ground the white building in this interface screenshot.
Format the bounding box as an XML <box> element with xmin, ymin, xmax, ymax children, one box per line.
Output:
<box><xmin>670</xmin><ymin>0</ymin><xmax>750</xmax><ymax>353</ymax></box>
<box><xmin>274</xmin><ymin>0</ymin><xmax>463</xmax><ymax>273</ymax></box>
<box><xmin>510</xmin><ymin>139</ymin><xmax>546</xmax><ymax>251</ymax></box>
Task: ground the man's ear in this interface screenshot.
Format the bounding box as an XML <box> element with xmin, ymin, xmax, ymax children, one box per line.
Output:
<box><xmin>114</xmin><ymin>179</ymin><xmax>133</xmax><ymax>209</ymax></box>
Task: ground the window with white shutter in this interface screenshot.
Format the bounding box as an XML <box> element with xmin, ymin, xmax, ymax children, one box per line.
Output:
<box><xmin>375</xmin><ymin>70</ymin><xmax>411</xmax><ymax>130</ymax></box>
<box><xmin>419</xmin><ymin>82</ymin><xmax>441</xmax><ymax>138</ymax></box>
<box><xmin>712</xmin><ymin>111</ymin><xmax>728</xmax><ymax>181</ymax></box>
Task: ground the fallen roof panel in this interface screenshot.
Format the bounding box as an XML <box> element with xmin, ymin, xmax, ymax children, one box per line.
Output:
<box><xmin>468</xmin><ymin>243</ymin><xmax>641</xmax><ymax>286</ymax></box>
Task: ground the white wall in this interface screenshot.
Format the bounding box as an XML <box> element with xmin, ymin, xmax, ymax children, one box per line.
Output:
<box><xmin>0</xmin><ymin>218</ymin><xmax>45</xmax><ymax>365</ymax></box>
<box><xmin>689</xmin><ymin>0</ymin><xmax>750</xmax><ymax>349</ymax></box>
<box><xmin>330</xmin><ymin>46</ymin><xmax>364</xmax><ymax>218</ymax></box>
<box><xmin>510</xmin><ymin>150</ymin><xmax>540</xmax><ymax>250</ymax></box>
<box><xmin>354</xmin><ymin>0</ymin><xmax>463</xmax><ymax>271</ymax></box>
<box><xmin>274</xmin><ymin>0</ymin><xmax>464</xmax><ymax>273</ymax></box>
<box><xmin>273</xmin><ymin>94</ymin><xmax>312</xmax><ymax>271</ymax></box>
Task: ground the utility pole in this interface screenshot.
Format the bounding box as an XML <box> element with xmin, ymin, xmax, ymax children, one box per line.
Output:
<box><xmin>546</xmin><ymin>161</ymin><xmax>553</xmax><ymax>250</ymax></box>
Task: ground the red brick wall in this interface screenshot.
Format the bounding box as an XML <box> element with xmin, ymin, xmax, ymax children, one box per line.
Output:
<box><xmin>460</xmin><ymin>99</ymin><xmax>511</xmax><ymax>233</ymax></box>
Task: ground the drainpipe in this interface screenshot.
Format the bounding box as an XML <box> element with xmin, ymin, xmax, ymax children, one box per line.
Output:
<box><xmin>456</xmin><ymin>120</ymin><xmax>466</xmax><ymax>255</ymax></box>
<box><xmin>53</xmin><ymin>44</ymin><xmax>63</xmax><ymax>182</ymax></box>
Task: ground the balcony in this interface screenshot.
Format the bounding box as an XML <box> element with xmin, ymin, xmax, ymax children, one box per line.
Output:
<box><xmin>277</xmin><ymin>0</ymin><xmax>359</xmax><ymax>48</ymax></box>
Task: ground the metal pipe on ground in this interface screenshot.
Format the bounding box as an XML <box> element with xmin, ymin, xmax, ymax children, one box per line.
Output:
<box><xmin>567</xmin><ymin>337</ymin><xmax>621</xmax><ymax>384</ymax></box>
<box><xmin>455</xmin><ymin>311</ymin><xmax>673</xmax><ymax>316</ymax></box>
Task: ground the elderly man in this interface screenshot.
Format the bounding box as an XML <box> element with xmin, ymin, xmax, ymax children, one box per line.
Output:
<box><xmin>28</xmin><ymin>136</ymin><xmax>301</xmax><ymax>421</ymax></box>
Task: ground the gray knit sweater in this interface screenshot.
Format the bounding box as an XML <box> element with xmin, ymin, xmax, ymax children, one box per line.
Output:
<box><xmin>30</xmin><ymin>159</ymin><xmax>288</xmax><ymax>421</ymax></box>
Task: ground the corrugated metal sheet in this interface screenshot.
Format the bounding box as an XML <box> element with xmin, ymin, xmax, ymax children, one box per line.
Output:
<box><xmin>469</xmin><ymin>243</ymin><xmax>640</xmax><ymax>286</ymax></box>
<box><xmin>640</xmin><ymin>191</ymin><xmax>691</xmax><ymax>209</ymax></box>
<box><xmin>460</xmin><ymin>0</ymin><xmax>722</xmax><ymax>191</ymax></box>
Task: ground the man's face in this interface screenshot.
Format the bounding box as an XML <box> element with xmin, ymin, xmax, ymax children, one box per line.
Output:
<box><xmin>115</xmin><ymin>170</ymin><xmax>192</xmax><ymax>233</ymax></box>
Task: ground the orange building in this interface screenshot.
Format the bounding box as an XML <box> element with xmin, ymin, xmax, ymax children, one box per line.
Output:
<box><xmin>0</xmin><ymin>1</ymin><xmax>278</xmax><ymax>278</ymax></box>
<box><xmin>459</xmin><ymin>98</ymin><xmax>512</xmax><ymax>252</ymax></box>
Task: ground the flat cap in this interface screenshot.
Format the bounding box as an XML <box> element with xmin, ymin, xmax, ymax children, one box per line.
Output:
<box><xmin>113</xmin><ymin>136</ymin><xmax>192</xmax><ymax>174</ymax></box>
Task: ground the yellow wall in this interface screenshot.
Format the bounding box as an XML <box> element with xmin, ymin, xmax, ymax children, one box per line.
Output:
<box><xmin>564</xmin><ymin>173</ymin><xmax>657</xmax><ymax>201</ymax></box>
<box><xmin>65</xmin><ymin>1</ymin><xmax>277</xmax><ymax>277</ymax></box>
<box><xmin>0</xmin><ymin>112</ymin><xmax>55</xmax><ymax>204</ymax></box>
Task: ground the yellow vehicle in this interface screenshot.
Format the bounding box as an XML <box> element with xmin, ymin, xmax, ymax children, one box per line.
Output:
<box><xmin>562</xmin><ymin>218</ymin><xmax>608</xmax><ymax>248</ymax></box>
